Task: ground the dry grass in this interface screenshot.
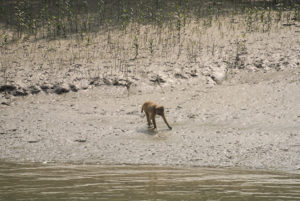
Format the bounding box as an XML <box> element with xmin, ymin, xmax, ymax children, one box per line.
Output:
<box><xmin>0</xmin><ymin>1</ymin><xmax>299</xmax><ymax>94</ymax></box>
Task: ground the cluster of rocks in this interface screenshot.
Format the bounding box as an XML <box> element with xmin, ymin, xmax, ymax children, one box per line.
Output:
<box><xmin>0</xmin><ymin>83</ymin><xmax>77</xmax><ymax>96</ymax></box>
<box><xmin>0</xmin><ymin>68</ymin><xmax>223</xmax><ymax>98</ymax></box>
<box><xmin>0</xmin><ymin>76</ymin><xmax>136</xmax><ymax>97</ymax></box>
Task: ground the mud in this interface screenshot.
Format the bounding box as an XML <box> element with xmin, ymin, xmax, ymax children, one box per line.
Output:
<box><xmin>0</xmin><ymin>67</ymin><xmax>299</xmax><ymax>171</ymax></box>
<box><xmin>0</xmin><ymin>15</ymin><xmax>300</xmax><ymax>172</ymax></box>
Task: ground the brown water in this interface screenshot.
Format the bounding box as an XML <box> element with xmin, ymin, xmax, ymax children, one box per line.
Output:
<box><xmin>0</xmin><ymin>162</ymin><xmax>299</xmax><ymax>201</ymax></box>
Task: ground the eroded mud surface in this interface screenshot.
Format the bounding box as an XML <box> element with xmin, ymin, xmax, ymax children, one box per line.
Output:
<box><xmin>1</xmin><ymin>69</ymin><xmax>299</xmax><ymax>171</ymax></box>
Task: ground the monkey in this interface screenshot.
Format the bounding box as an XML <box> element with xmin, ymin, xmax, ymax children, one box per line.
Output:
<box><xmin>141</xmin><ymin>101</ymin><xmax>172</xmax><ymax>130</ymax></box>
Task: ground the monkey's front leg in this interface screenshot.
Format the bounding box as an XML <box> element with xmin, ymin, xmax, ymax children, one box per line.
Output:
<box><xmin>146</xmin><ymin>112</ymin><xmax>151</xmax><ymax>128</ymax></box>
<box><xmin>162</xmin><ymin>114</ymin><xmax>172</xmax><ymax>130</ymax></box>
<box><xmin>152</xmin><ymin>115</ymin><xmax>157</xmax><ymax>129</ymax></box>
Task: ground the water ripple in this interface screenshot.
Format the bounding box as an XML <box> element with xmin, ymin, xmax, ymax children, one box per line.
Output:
<box><xmin>0</xmin><ymin>162</ymin><xmax>299</xmax><ymax>201</ymax></box>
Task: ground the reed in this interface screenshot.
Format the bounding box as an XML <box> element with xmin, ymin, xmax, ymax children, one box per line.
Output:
<box><xmin>0</xmin><ymin>0</ymin><xmax>298</xmax><ymax>84</ymax></box>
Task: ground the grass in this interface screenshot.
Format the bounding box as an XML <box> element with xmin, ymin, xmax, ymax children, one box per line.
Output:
<box><xmin>0</xmin><ymin>1</ymin><xmax>296</xmax><ymax>40</ymax></box>
<box><xmin>0</xmin><ymin>0</ymin><xmax>299</xmax><ymax>88</ymax></box>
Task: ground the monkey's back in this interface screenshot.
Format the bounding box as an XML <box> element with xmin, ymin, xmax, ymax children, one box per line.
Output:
<box><xmin>142</xmin><ymin>101</ymin><xmax>158</xmax><ymax>113</ymax></box>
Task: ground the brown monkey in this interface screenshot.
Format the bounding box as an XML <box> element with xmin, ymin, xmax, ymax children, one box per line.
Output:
<box><xmin>141</xmin><ymin>101</ymin><xmax>172</xmax><ymax>130</ymax></box>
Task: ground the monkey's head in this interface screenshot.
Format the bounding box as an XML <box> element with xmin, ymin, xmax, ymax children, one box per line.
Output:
<box><xmin>155</xmin><ymin>105</ymin><xmax>165</xmax><ymax>116</ymax></box>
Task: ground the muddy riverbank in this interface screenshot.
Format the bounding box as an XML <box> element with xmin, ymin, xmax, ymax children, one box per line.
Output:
<box><xmin>1</xmin><ymin>67</ymin><xmax>299</xmax><ymax>171</ymax></box>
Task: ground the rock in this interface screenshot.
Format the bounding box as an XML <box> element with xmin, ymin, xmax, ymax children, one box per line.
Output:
<box><xmin>89</xmin><ymin>77</ymin><xmax>103</xmax><ymax>86</ymax></box>
<box><xmin>113</xmin><ymin>78</ymin><xmax>130</xmax><ymax>86</ymax></box>
<box><xmin>28</xmin><ymin>86</ymin><xmax>41</xmax><ymax>95</ymax></box>
<box><xmin>1</xmin><ymin>101</ymin><xmax>10</xmax><ymax>106</ymax></box>
<box><xmin>54</xmin><ymin>85</ymin><xmax>70</xmax><ymax>94</ymax></box>
<box><xmin>77</xmin><ymin>80</ymin><xmax>90</xmax><ymax>90</ymax></box>
<box><xmin>174</xmin><ymin>72</ymin><xmax>188</xmax><ymax>79</ymax></box>
<box><xmin>69</xmin><ymin>84</ymin><xmax>78</xmax><ymax>92</ymax></box>
<box><xmin>283</xmin><ymin>23</ymin><xmax>296</xmax><ymax>26</ymax></box>
<box><xmin>234</xmin><ymin>54</ymin><xmax>245</xmax><ymax>69</ymax></box>
<box><xmin>12</xmin><ymin>88</ymin><xmax>28</xmax><ymax>96</ymax></box>
<box><xmin>254</xmin><ymin>59</ymin><xmax>263</xmax><ymax>68</ymax></box>
<box><xmin>0</xmin><ymin>85</ymin><xmax>16</xmax><ymax>92</ymax></box>
<box><xmin>52</xmin><ymin>84</ymin><xmax>70</xmax><ymax>95</ymax></box>
<box><xmin>103</xmin><ymin>77</ymin><xmax>112</xmax><ymax>85</ymax></box>
<box><xmin>206</xmin><ymin>76</ymin><xmax>216</xmax><ymax>85</ymax></box>
<box><xmin>188</xmin><ymin>69</ymin><xmax>198</xmax><ymax>77</ymax></box>
<box><xmin>28</xmin><ymin>140</ymin><xmax>39</xmax><ymax>143</ymax></box>
<box><xmin>150</xmin><ymin>74</ymin><xmax>166</xmax><ymax>83</ymax></box>
<box><xmin>75</xmin><ymin>139</ymin><xmax>86</xmax><ymax>143</ymax></box>
<box><xmin>81</xmin><ymin>85</ymin><xmax>89</xmax><ymax>90</ymax></box>
<box><xmin>40</xmin><ymin>84</ymin><xmax>51</xmax><ymax>93</ymax></box>
<box><xmin>210</xmin><ymin>65</ymin><xmax>227</xmax><ymax>85</ymax></box>
<box><xmin>187</xmin><ymin>114</ymin><xmax>197</xmax><ymax>119</ymax></box>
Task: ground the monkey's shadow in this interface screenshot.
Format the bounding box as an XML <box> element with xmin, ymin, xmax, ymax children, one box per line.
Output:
<box><xmin>136</xmin><ymin>126</ymin><xmax>171</xmax><ymax>135</ymax></box>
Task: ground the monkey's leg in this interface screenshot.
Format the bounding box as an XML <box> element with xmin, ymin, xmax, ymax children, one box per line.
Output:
<box><xmin>152</xmin><ymin>116</ymin><xmax>157</xmax><ymax>129</ymax></box>
<box><xmin>146</xmin><ymin>112</ymin><xmax>151</xmax><ymax>128</ymax></box>
<box><xmin>162</xmin><ymin>114</ymin><xmax>172</xmax><ymax>130</ymax></box>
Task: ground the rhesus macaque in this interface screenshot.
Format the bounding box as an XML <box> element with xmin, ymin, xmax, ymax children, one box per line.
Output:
<box><xmin>141</xmin><ymin>101</ymin><xmax>172</xmax><ymax>130</ymax></box>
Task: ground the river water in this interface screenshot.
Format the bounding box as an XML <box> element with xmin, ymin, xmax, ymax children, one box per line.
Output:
<box><xmin>0</xmin><ymin>162</ymin><xmax>299</xmax><ymax>201</ymax></box>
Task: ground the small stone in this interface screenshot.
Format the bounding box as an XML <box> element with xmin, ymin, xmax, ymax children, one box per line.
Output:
<box><xmin>150</xmin><ymin>74</ymin><xmax>166</xmax><ymax>83</ymax></box>
<box><xmin>28</xmin><ymin>86</ymin><xmax>41</xmax><ymax>94</ymax></box>
<box><xmin>69</xmin><ymin>84</ymin><xmax>78</xmax><ymax>92</ymax></box>
<box><xmin>12</xmin><ymin>88</ymin><xmax>28</xmax><ymax>96</ymax></box>
<box><xmin>0</xmin><ymin>85</ymin><xmax>16</xmax><ymax>92</ymax></box>
<box><xmin>75</xmin><ymin>139</ymin><xmax>86</xmax><ymax>143</ymax></box>
<box><xmin>40</xmin><ymin>84</ymin><xmax>52</xmax><ymax>93</ymax></box>
<box><xmin>53</xmin><ymin>85</ymin><xmax>69</xmax><ymax>94</ymax></box>
<box><xmin>28</xmin><ymin>140</ymin><xmax>39</xmax><ymax>143</ymax></box>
